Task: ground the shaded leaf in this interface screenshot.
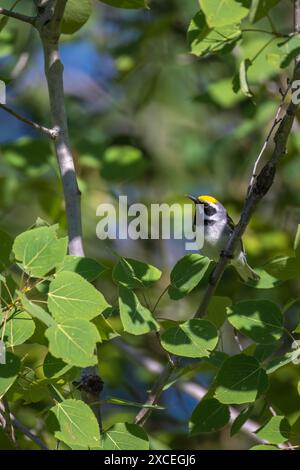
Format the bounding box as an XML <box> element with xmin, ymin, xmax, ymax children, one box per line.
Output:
<box><xmin>168</xmin><ymin>255</ymin><xmax>210</xmax><ymax>300</ymax></box>
<box><xmin>57</xmin><ymin>255</ymin><xmax>106</xmax><ymax>281</ymax></box>
<box><xmin>230</xmin><ymin>405</ymin><xmax>254</xmax><ymax>436</ymax></box>
<box><xmin>214</xmin><ymin>354</ymin><xmax>269</xmax><ymax>404</ymax></box>
<box><xmin>160</xmin><ymin>319</ymin><xmax>218</xmax><ymax>358</ymax></box>
<box><xmin>99</xmin><ymin>0</ymin><xmax>148</xmax><ymax>9</ymax></box>
<box><xmin>265</xmin><ymin>256</ymin><xmax>300</xmax><ymax>281</ymax></box>
<box><xmin>0</xmin><ymin>229</ymin><xmax>13</xmax><ymax>271</ymax></box>
<box><xmin>113</xmin><ymin>257</ymin><xmax>161</xmax><ymax>288</ymax></box>
<box><xmin>0</xmin><ymin>352</ymin><xmax>20</xmax><ymax>399</ymax></box>
<box><xmin>189</xmin><ymin>398</ymin><xmax>230</xmax><ymax>434</ymax></box>
<box><xmin>118</xmin><ymin>286</ymin><xmax>159</xmax><ymax>335</ymax></box>
<box><xmin>188</xmin><ymin>11</ymin><xmax>241</xmax><ymax>57</ymax></box>
<box><xmin>227</xmin><ymin>300</ymin><xmax>283</xmax><ymax>344</ymax></box>
<box><xmin>61</xmin><ymin>0</ymin><xmax>92</xmax><ymax>35</ymax></box>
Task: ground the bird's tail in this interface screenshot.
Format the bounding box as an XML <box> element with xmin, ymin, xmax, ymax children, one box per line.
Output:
<box><xmin>232</xmin><ymin>255</ymin><xmax>260</xmax><ymax>283</ymax></box>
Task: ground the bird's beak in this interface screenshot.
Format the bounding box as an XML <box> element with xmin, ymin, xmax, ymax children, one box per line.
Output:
<box><xmin>186</xmin><ymin>194</ymin><xmax>199</xmax><ymax>204</ymax></box>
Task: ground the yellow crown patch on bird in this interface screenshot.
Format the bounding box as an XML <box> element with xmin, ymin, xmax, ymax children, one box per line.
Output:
<box><xmin>198</xmin><ymin>195</ymin><xmax>219</xmax><ymax>204</ymax></box>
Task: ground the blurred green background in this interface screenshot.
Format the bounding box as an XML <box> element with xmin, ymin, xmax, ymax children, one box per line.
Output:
<box><xmin>0</xmin><ymin>0</ymin><xmax>300</xmax><ymax>450</ymax></box>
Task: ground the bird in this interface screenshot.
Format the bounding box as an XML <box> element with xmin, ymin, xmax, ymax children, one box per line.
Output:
<box><xmin>187</xmin><ymin>194</ymin><xmax>259</xmax><ymax>283</ymax></box>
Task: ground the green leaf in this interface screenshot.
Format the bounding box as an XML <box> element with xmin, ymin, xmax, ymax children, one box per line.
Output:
<box><xmin>101</xmin><ymin>146</ymin><xmax>148</xmax><ymax>181</ymax></box>
<box><xmin>200</xmin><ymin>0</ymin><xmax>250</xmax><ymax>28</ymax></box>
<box><xmin>61</xmin><ymin>0</ymin><xmax>92</xmax><ymax>35</ymax></box>
<box><xmin>106</xmin><ymin>397</ymin><xmax>164</xmax><ymax>410</ymax></box>
<box><xmin>19</xmin><ymin>292</ymin><xmax>55</xmax><ymax>327</ymax></box>
<box><xmin>250</xmin><ymin>0</ymin><xmax>280</xmax><ymax>23</ymax></box>
<box><xmin>230</xmin><ymin>405</ymin><xmax>254</xmax><ymax>436</ymax></box>
<box><xmin>0</xmin><ymin>310</ymin><xmax>35</xmax><ymax>347</ymax></box>
<box><xmin>98</xmin><ymin>0</ymin><xmax>148</xmax><ymax>9</ymax></box>
<box><xmin>244</xmin><ymin>268</ymin><xmax>281</xmax><ymax>289</ymax></box>
<box><xmin>113</xmin><ymin>257</ymin><xmax>161</xmax><ymax>288</ymax></box>
<box><xmin>265</xmin><ymin>256</ymin><xmax>300</xmax><ymax>281</ymax></box>
<box><xmin>168</xmin><ymin>255</ymin><xmax>210</xmax><ymax>300</ymax></box>
<box><xmin>43</xmin><ymin>352</ymin><xmax>76</xmax><ymax>379</ymax></box>
<box><xmin>49</xmin><ymin>399</ymin><xmax>101</xmax><ymax>449</ymax></box>
<box><xmin>118</xmin><ymin>286</ymin><xmax>159</xmax><ymax>335</ymax></box>
<box><xmin>13</xmin><ymin>226</ymin><xmax>67</xmax><ymax>278</ymax></box>
<box><xmin>48</xmin><ymin>271</ymin><xmax>110</xmax><ymax>322</ymax></box>
<box><xmin>214</xmin><ymin>354</ymin><xmax>269</xmax><ymax>404</ymax></box>
<box><xmin>266</xmin><ymin>349</ymin><xmax>300</xmax><ymax>374</ymax></box>
<box><xmin>189</xmin><ymin>398</ymin><xmax>230</xmax><ymax>435</ymax></box>
<box><xmin>0</xmin><ymin>352</ymin><xmax>20</xmax><ymax>399</ymax></box>
<box><xmin>45</xmin><ymin>319</ymin><xmax>100</xmax><ymax>367</ymax></box>
<box><xmin>57</xmin><ymin>255</ymin><xmax>106</xmax><ymax>282</ymax></box>
<box><xmin>239</xmin><ymin>59</ymin><xmax>253</xmax><ymax>98</ymax></box>
<box><xmin>227</xmin><ymin>300</ymin><xmax>283</xmax><ymax>344</ymax></box>
<box><xmin>101</xmin><ymin>423</ymin><xmax>149</xmax><ymax>450</ymax></box>
<box><xmin>255</xmin><ymin>416</ymin><xmax>291</xmax><ymax>444</ymax></box>
<box><xmin>92</xmin><ymin>311</ymin><xmax>120</xmax><ymax>341</ymax></box>
<box><xmin>294</xmin><ymin>225</ymin><xmax>300</xmax><ymax>258</ymax></box>
<box><xmin>250</xmin><ymin>444</ymin><xmax>280</xmax><ymax>450</ymax></box>
<box><xmin>0</xmin><ymin>230</ymin><xmax>13</xmax><ymax>271</ymax></box>
<box><xmin>160</xmin><ymin>319</ymin><xmax>218</xmax><ymax>358</ymax></box>
<box><xmin>204</xmin><ymin>296</ymin><xmax>232</xmax><ymax>329</ymax></box>
<box><xmin>187</xmin><ymin>11</ymin><xmax>241</xmax><ymax>57</ymax></box>
<box><xmin>207</xmin><ymin>78</ymin><xmax>244</xmax><ymax>108</ymax></box>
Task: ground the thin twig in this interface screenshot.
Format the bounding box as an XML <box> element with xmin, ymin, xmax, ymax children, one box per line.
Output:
<box><xmin>0</xmin><ymin>7</ymin><xmax>36</xmax><ymax>25</ymax></box>
<box><xmin>134</xmin><ymin>363</ymin><xmax>174</xmax><ymax>426</ymax></box>
<box><xmin>0</xmin><ymin>103</ymin><xmax>58</xmax><ymax>140</ymax></box>
<box><xmin>10</xmin><ymin>414</ymin><xmax>49</xmax><ymax>450</ymax></box>
<box><xmin>0</xmin><ymin>401</ymin><xmax>48</xmax><ymax>450</ymax></box>
<box><xmin>120</xmin><ymin>342</ymin><xmax>263</xmax><ymax>442</ymax></box>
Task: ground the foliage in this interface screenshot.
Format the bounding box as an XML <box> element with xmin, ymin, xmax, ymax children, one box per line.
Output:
<box><xmin>0</xmin><ymin>0</ymin><xmax>300</xmax><ymax>452</ymax></box>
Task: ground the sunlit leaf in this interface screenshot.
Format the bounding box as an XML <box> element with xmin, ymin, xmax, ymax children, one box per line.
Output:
<box><xmin>49</xmin><ymin>399</ymin><xmax>101</xmax><ymax>449</ymax></box>
<box><xmin>200</xmin><ymin>0</ymin><xmax>250</xmax><ymax>28</ymax></box>
<box><xmin>13</xmin><ymin>226</ymin><xmax>67</xmax><ymax>278</ymax></box>
<box><xmin>101</xmin><ymin>423</ymin><xmax>149</xmax><ymax>450</ymax></box>
<box><xmin>48</xmin><ymin>271</ymin><xmax>110</xmax><ymax>322</ymax></box>
<box><xmin>255</xmin><ymin>416</ymin><xmax>291</xmax><ymax>444</ymax></box>
<box><xmin>45</xmin><ymin>319</ymin><xmax>100</xmax><ymax>367</ymax></box>
<box><xmin>0</xmin><ymin>310</ymin><xmax>35</xmax><ymax>347</ymax></box>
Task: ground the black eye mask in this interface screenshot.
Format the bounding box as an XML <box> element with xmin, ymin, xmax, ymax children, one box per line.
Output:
<box><xmin>204</xmin><ymin>204</ymin><xmax>217</xmax><ymax>216</ymax></box>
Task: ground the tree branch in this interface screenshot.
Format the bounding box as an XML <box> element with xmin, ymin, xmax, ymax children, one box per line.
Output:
<box><xmin>0</xmin><ymin>103</ymin><xmax>58</xmax><ymax>140</ymax></box>
<box><xmin>0</xmin><ymin>401</ymin><xmax>48</xmax><ymax>450</ymax></box>
<box><xmin>120</xmin><ymin>342</ymin><xmax>266</xmax><ymax>444</ymax></box>
<box><xmin>0</xmin><ymin>7</ymin><xmax>36</xmax><ymax>26</ymax></box>
<box><xmin>38</xmin><ymin>2</ymin><xmax>84</xmax><ymax>256</ymax></box>
<box><xmin>195</xmin><ymin>2</ymin><xmax>300</xmax><ymax>318</ymax></box>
